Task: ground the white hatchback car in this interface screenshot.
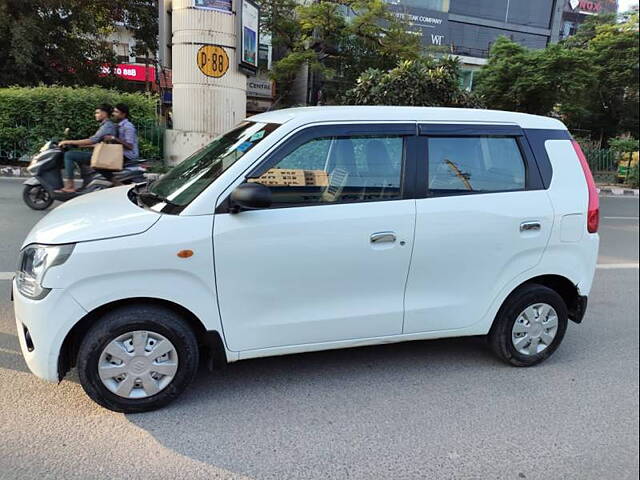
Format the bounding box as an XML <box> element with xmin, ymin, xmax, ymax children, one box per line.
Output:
<box><xmin>13</xmin><ymin>107</ymin><xmax>599</xmax><ymax>412</ymax></box>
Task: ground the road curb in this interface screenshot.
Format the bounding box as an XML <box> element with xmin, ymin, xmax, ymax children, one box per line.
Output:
<box><xmin>597</xmin><ymin>186</ymin><xmax>639</xmax><ymax>196</ymax></box>
<box><xmin>0</xmin><ymin>166</ymin><xmax>160</xmax><ymax>182</ymax></box>
<box><xmin>0</xmin><ymin>166</ymin><xmax>28</xmax><ymax>177</ymax></box>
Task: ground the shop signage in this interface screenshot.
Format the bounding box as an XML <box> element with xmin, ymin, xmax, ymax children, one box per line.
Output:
<box><xmin>100</xmin><ymin>64</ymin><xmax>156</xmax><ymax>83</ymax></box>
<box><xmin>566</xmin><ymin>0</ymin><xmax>611</xmax><ymax>14</ymax></box>
<box><xmin>387</xmin><ymin>3</ymin><xmax>450</xmax><ymax>47</ymax></box>
<box><xmin>247</xmin><ymin>76</ymin><xmax>274</xmax><ymax>99</ymax></box>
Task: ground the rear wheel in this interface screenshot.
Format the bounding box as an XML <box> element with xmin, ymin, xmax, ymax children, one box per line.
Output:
<box><xmin>488</xmin><ymin>284</ymin><xmax>568</xmax><ymax>367</ymax></box>
<box><xmin>22</xmin><ymin>184</ymin><xmax>53</xmax><ymax>210</ymax></box>
<box><xmin>77</xmin><ymin>305</ymin><xmax>199</xmax><ymax>413</ymax></box>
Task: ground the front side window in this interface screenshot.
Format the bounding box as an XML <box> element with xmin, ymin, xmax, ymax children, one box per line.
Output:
<box><xmin>428</xmin><ymin>136</ymin><xmax>526</xmax><ymax>193</ymax></box>
<box><xmin>149</xmin><ymin>121</ymin><xmax>279</xmax><ymax>207</ymax></box>
<box><xmin>250</xmin><ymin>135</ymin><xmax>404</xmax><ymax>206</ymax></box>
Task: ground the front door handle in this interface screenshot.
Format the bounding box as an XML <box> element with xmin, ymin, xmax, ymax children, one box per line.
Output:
<box><xmin>370</xmin><ymin>231</ymin><xmax>397</xmax><ymax>244</ymax></box>
<box><xmin>520</xmin><ymin>221</ymin><xmax>541</xmax><ymax>232</ymax></box>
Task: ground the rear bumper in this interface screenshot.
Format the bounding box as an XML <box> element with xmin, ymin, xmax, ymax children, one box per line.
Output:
<box><xmin>12</xmin><ymin>281</ymin><xmax>87</xmax><ymax>382</ymax></box>
<box><xmin>570</xmin><ymin>295</ymin><xmax>588</xmax><ymax>324</ymax></box>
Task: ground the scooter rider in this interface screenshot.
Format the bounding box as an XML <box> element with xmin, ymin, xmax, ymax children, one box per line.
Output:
<box><xmin>56</xmin><ymin>104</ymin><xmax>117</xmax><ymax>193</ymax></box>
<box><xmin>104</xmin><ymin>103</ymin><xmax>139</xmax><ymax>164</ymax></box>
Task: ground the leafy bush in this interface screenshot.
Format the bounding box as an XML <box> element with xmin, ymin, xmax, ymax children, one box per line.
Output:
<box><xmin>608</xmin><ymin>136</ymin><xmax>639</xmax><ymax>154</ymax></box>
<box><xmin>343</xmin><ymin>58</ymin><xmax>483</xmax><ymax>108</ymax></box>
<box><xmin>0</xmin><ymin>86</ymin><xmax>160</xmax><ymax>160</ymax></box>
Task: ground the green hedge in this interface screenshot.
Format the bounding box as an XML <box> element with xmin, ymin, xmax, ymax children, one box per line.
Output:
<box><xmin>0</xmin><ymin>86</ymin><xmax>161</xmax><ymax>160</ymax></box>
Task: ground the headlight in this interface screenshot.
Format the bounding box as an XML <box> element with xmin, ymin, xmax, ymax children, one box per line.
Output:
<box><xmin>15</xmin><ymin>244</ymin><xmax>75</xmax><ymax>299</ymax></box>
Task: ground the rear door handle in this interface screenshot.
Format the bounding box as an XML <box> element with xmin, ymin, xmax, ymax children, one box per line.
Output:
<box><xmin>370</xmin><ymin>231</ymin><xmax>397</xmax><ymax>243</ymax></box>
<box><xmin>520</xmin><ymin>221</ymin><xmax>541</xmax><ymax>232</ymax></box>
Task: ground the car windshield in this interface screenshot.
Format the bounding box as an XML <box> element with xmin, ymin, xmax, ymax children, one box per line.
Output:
<box><xmin>149</xmin><ymin>121</ymin><xmax>280</xmax><ymax>207</ymax></box>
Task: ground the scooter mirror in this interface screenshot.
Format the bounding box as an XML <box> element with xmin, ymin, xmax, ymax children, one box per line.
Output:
<box><xmin>63</xmin><ymin>128</ymin><xmax>70</xmax><ymax>137</ymax></box>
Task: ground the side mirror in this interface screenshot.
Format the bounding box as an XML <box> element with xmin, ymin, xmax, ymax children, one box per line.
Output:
<box><xmin>229</xmin><ymin>182</ymin><xmax>272</xmax><ymax>213</ymax></box>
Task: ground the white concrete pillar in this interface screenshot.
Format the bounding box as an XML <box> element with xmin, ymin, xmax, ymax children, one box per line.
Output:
<box><xmin>165</xmin><ymin>0</ymin><xmax>247</xmax><ymax>165</ymax></box>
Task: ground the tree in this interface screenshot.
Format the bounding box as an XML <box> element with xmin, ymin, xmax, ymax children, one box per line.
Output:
<box><xmin>0</xmin><ymin>0</ymin><xmax>158</xmax><ymax>87</ymax></box>
<box><xmin>343</xmin><ymin>57</ymin><xmax>482</xmax><ymax>108</ymax></box>
<box><xmin>562</xmin><ymin>13</ymin><xmax>639</xmax><ymax>143</ymax></box>
<box><xmin>474</xmin><ymin>13</ymin><xmax>639</xmax><ymax>144</ymax></box>
<box><xmin>474</xmin><ymin>37</ymin><xmax>594</xmax><ymax>116</ymax></box>
<box><xmin>259</xmin><ymin>0</ymin><xmax>422</xmax><ymax>104</ymax></box>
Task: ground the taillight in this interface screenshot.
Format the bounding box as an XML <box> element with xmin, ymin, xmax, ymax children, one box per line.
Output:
<box><xmin>571</xmin><ymin>140</ymin><xmax>599</xmax><ymax>233</ymax></box>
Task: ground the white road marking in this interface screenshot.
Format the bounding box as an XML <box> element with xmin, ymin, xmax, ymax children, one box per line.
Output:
<box><xmin>597</xmin><ymin>263</ymin><xmax>640</xmax><ymax>270</ymax></box>
<box><xmin>602</xmin><ymin>216</ymin><xmax>639</xmax><ymax>220</ymax></box>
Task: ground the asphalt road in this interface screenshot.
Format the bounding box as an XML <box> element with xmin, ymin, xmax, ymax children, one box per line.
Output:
<box><xmin>0</xmin><ymin>178</ymin><xmax>638</xmax><ymax>480</ymax></box>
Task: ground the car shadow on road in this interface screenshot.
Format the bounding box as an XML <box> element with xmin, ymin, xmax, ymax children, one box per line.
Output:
<box><xmin>0</xmin><ymin>331</ymin><xmax>29</xmax><ymax>374</ymax></box>
<box><xmin>125</xmin><ymin>335</ymin><xmax>505</xmax><ymax>479</ymax></box>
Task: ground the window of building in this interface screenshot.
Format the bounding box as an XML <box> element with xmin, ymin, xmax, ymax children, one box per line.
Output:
<box><xmin>134</xmin><ymin>43</ymin><xmax>150</xmax><ymax>64</ymax></box>
<box><xmin>114</xmin><ymin>43</ymin><xmax>130</xmax><ymax>63</ymax></box>
<box><xmin>251</xmin><ymin>135</ymin><xmax>404</xmax><ymax>206</ymax></box>
<box><xmin>427</xmin><ymin>137</ymin><xmax>526</xmax><ymax>193</ymax></box>
<box><xmin>388</xmin><ymin>0</ymin><xmax>450</xmax><ymax>12</ymax></box>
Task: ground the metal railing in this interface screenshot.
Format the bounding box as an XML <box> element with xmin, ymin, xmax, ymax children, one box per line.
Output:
<box><xmin>0</xmin><ymin>120</ymin><xmax>165</xmax><ymax>164</ymax></box>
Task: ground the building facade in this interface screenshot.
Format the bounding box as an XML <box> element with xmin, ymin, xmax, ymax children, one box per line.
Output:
<box><xmin>384</xmin><ymin>0</ymin><xmax>618</xmax><ymax>89</ymax></box>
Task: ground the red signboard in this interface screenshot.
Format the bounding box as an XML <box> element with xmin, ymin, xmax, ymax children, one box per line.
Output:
<box><xmin>100</xmin><ymin>63</ymin><xmax>156</xmax><ymax>83</ymax></box>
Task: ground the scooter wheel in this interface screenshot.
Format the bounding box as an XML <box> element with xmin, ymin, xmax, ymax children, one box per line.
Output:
<box><xmin>23</xmin><ymin>184</ymin><xmax>53</xmax><ymax>210</ymax></box>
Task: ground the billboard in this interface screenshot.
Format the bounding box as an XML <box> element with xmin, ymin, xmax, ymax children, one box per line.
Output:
<box><xmin>241</xmin><ymin>0</ymin><xmax>260</xmax><ymax>71</ymax></box>
<box><xmin>193</xmin><ymin>0</ymin><xmax>232</xmax><ymax>14</ymax></box>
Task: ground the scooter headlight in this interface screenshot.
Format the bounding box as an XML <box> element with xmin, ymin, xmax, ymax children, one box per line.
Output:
<box><xmin>16</xmin><ymin>244</ymin><xmax>75</xmax><ymax>300</ymax></box>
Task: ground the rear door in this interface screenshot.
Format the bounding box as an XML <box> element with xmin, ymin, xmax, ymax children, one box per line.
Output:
<box><xmin>213</xmin><ymin>123</ymin><xmax>418</xmax><ymax>351</ymax></box>
<box><xmin>403</xmin><ymin>124</ymin><xmax>554</xmax><ymax>334</ymax></box>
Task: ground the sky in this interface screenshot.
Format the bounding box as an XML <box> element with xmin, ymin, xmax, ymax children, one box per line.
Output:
<box><xmin>618</xmin><ymin>0</ymin><xmax>639</xmax><ymax>11</ymax></box>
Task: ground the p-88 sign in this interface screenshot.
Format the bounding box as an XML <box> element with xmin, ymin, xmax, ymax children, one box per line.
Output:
<box><xmin>197</xmin><ymin>45</ymin><xmax>230</xmax><ymax>78</ymax></box>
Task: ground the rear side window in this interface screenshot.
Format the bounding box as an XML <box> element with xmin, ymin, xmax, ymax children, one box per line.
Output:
<box><xmin>428</xmin><ymin>137</ymin><xmax>526</xmax><ymax>193</ymax></box>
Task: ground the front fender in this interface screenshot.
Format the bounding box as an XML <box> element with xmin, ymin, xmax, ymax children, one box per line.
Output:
<box><xmin>23</xmin><ymin>177</ymin><xmax>41</xmax><ymax>186</ymax></box>
<box><xmin>42</xmin><ymin>214</ymin><xmax>230</xmax><ymax>356</ymax></box>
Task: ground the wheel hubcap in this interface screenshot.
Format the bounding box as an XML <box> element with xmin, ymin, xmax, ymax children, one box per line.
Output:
<box><xmin>98</xmin><ymin>330</ymin><xmax>178</xmax><ymax>399</ymax></box>
<box><xmin>511</xmin><ymin>303</ymin><xmax>559</xmax><ymax>356</ymax></box>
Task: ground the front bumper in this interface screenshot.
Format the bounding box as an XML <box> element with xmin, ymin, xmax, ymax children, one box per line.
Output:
<box><xmin>12</xmin><ymin>280</ymin><xmax>87</xmax><ymax>382</ymax></box>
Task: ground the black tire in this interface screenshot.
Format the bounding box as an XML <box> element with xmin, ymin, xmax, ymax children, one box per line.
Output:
<box><xmin>488</xmin><ymin>283</ymin><xmax>568</xmax><ymax>367</ymax></box>
<box><xmin>22</xmin><ymin>184</ymin><xmax>53</xmax><ymax>210</ymax></box>
<box><xmin>77</xmin><ymin>305</ymin><xmax>199</xmax><ymax>413</ymax></box>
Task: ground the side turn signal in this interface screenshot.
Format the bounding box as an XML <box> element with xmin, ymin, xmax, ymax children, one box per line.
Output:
<box><xmin>177</xmin><ymin>249</ymin><xmax>194</xmax><ymax>258</ymax></box>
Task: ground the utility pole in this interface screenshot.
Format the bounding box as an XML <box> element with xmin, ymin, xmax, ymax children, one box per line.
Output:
<box><xmin>163</xmin><ymin>0</ymin><xmax>252</xmax><ymax>165</ymax></box>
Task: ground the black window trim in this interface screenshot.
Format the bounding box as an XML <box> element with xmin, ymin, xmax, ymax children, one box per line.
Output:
<box><xmin>217</xmin><ymin>123</ymin><xmax>419</xmax><ymax>212</ymax></box>
<box><xmin>417</xmin><ymin>123</ymin><xmax>545</xmax><ymax>198</ymax></box>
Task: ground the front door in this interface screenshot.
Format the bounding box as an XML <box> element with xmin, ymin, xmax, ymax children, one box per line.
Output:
<box><xmin>213</xmin><ymin>124</ymin><xmax>416</xmax><ymax>352</ymax></box>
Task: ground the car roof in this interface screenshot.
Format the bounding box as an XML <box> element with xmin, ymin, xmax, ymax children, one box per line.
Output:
<box><xmin>248</xmin><ymin>106</ymin><xmax>566</xmax><ymax>131</ymax></box>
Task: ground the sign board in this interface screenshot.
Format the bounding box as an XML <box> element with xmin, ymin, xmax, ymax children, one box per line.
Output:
<box><xmin>387</xmin><ymin>3</ymin><xmax>450</xmax><ymax>47</ymax></box>
<box><xmin>240</xmin><ymin>0</ymin><xmax>260</xmax><ymax>72</ymax></box>
<box><xmin>247</xmin><ymin>76</ymin><xmax>274</xmax><ymax>99</ymax></box>
<box><xmin>100</xmin><ymin>64</ymin><xmax>156</xmax><ymax>83</ymax></box>
<box><xmin>565</xmin><ymin>0</ymin><xmax>617</xmax><ymax>14</ymax></box>
<box><xmin>197</xmin><ymin>45</ymin><xmax>230</xmax><ymax>78</ymax></box>
<box><xmin>193</xmin><ymin>0</ymin><xmax>232</xmax><ymax>14</ymax></box>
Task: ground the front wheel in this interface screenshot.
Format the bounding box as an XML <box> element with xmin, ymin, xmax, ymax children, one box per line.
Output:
<box><xmin>22</xmin><ymin>184</ymin><xmax>53</xmax><ymax>210</ymax></box>
<box><xmin>488</xmin><ymin>284</ymin><xmax>568</xmax><ymax>367</ymax></box>
<box><xmin>77</xmin><ymin>305</ymin><xmax>199</xmax><ymax>413</ymax></box>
